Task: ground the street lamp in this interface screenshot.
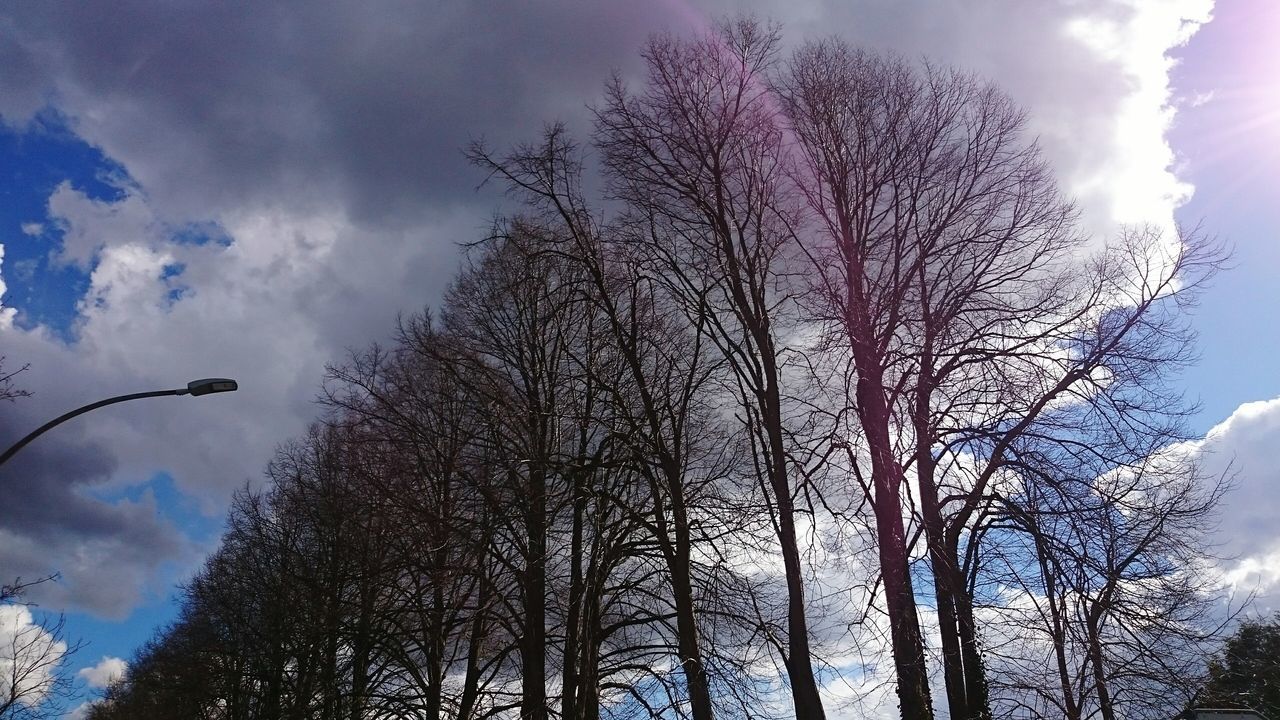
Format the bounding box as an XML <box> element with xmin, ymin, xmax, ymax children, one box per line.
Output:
<box><xmin>0</xmin><ymin>378</ymin><xmax>238</xmax><ymax>468</ymax></box>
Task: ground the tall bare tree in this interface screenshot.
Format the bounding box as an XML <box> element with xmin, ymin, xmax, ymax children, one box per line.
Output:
<box><xmin>471</xmin><ymin>129</ymin><xmax>743</xmax><ymax>720</ymax></box>
<box><xmin>594</xmin><ymin>20</ymin><xmax>829</xmax><ymax>719</ymax></box>
<box><xmin>440</xmin><ymin>234</ymin><xmax>586</xmax><ymax>720</ymax></box>
<box><xmin>981</xmin><ymin>373</ymin><xmax>1234</xmax><ymax>720</ymax></box>
<box><xmin>778</xmin><ymin>39</ymin><xmax>1226</xmax><ymax>720</ymax></box>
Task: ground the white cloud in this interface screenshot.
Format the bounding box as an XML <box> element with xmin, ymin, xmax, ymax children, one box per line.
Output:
<box><xmin>0</xmin><ymin>243</ymin><xmax>14</xmax><ymax>330</ymax></box>
<box><xmin>77</xmin><ymin>655</ymin><xmax>125</xmax><ymax>689</ymax></box>
<box><xmin>1221</xmin><ymin>548</ymin><xmax>1280</xmax><ymax>611</ymax></box>
<box><xmin>20</xmin><ymin>222</ymin><xmax>42</xmax><ymax>236</ymax></box>
<box><xmin>0</xmin><ymin>195</ymin><xmax>463</xmax><ymax>614</ymax></box>
<box><xmin>1188</xmin><ymin>89</ymin><xmax>1216</xmax><ymax>108</ymax></box>
<box><xmin>0</xmin><ymin>604</ymin><xmax>68</xmax><ymax>709</ymax></box>
<box><xmin>1063</xmin><ymin>0</ymin><xmax>1212</xmax><ymax>235</ymax></box>
<box><xmin>1111</xmin><ymin>397</ymin><xmax>1280</xmax><ymax>608</ymax></box>
<box><xmin>756</xmin><ymin>0</ymin><xmax>1214</xmax><ymax>243</ymax></box>
<box><xmin>1188</xmin><ymin>397</ymin><xmax>1280</xmax><ymax>602</ymax></box>
<box><xmin>48</xmin><ymin>181</ymin><xmax>156</xmax><ymax>271</ymax></box>
<box><xmin>1048</xmin><ymin>1</ymin><xmax>1211</xmax><ymax>239</ymax></box>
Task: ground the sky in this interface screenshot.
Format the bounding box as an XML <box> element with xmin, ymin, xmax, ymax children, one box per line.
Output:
<box><xmin>0</xmin><ymin>0</ymin><xmax>1278</xmax><ymax>715</ymax></box>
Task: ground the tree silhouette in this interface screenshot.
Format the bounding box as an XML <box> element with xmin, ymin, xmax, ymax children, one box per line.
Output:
<box><xmin>1199</xmin><ymin>615</ymin><xmax>1280</xmax><ymax>716</ymax></box>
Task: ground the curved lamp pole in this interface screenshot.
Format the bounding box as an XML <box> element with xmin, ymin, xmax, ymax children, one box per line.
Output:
<box><xmin>0</xmin><ymin>378</ymin><xmax>238</xmax><ymax>468</ymax></box>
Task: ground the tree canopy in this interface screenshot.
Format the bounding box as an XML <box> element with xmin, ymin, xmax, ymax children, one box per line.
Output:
<box><xmin>1199</xmin><ymin>615</ymin><xmax>1280</xmax><ymax>716</ymax></box>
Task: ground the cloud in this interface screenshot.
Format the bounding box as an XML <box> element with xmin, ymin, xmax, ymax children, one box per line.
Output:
<box><xmin>725</xmin><ymin>0</ymin><xmax>1213</xmax><ymax>240</ymax></box>
<box><xmin>0</xmin><ymin>2</ymin><xmax>673</xmax><ymax>226</ymax></box>
<box><xmin>1188</xmin><ymin>397</ymin><xmax>1280</xmax><ymax>605</ymax></box>
<box><xmin>0</xmin><ymin>434</ymin><xmax>193</xmax><ymax>617</ymax></box>
<box><xmin>1061</xmin><ymin>0</ymin><xmax>1212</xmax><ymax>234</ymax></box>
<box><xmin>0</xmin><ymin>1</ymin><xmax>1212</xmax><ymax>235</ymax></box>
<box><xmin>0</xmin><ymin>1</ymin><xmax>1216</xmax><ymax>624</ymax></box>
<box><xmin>0</xmin><ymin>194</ymin><xmax>468</xmax><ymax>614</ymax></box>
<box><xmin>77</xmin><ymin>655</ymin><xmax>125</xmax><ymax>689</ymax></box>
<box><xmin>1188</xmin><ymin>90</ymin><xmax>1216</xmax><ymax>108</ymax></box>
<box><xmin>0</xmin><ymin>603</ymin><xmax>68</xmax><ymax>708</ymax></box>
<box><xmin>0</xmin><ymin>244</ymin><xmax>14</xmax><ymax>329</ymax></box>
<box><xmin>47</xmin><ymin>181</ymin><xmax>155</xmax><ymax>270</ymax></box>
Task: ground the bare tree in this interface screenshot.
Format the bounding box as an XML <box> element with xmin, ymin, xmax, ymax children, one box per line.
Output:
<box><xmin>778</xmin><ymin>38</ymin><xmax>1226</xmax><ymax>720</ymax></box>
<box><xmin>0</xmin><ymin>583</ymin><xmax>81</xmax><ymax>720</ymax></box>
<box><xmin>0</xmin><ymin>357</ymin><xmax>29</xmax><ymax>405</ymax></box>
<box><xmin>592</xmin><ymin>20</ymin><xmax>829</xmax><ymax>719</ymax></box>
<box><xmin>474</xmin><ymin>104</ymin><xmax>821</xmax><ymax>716</ymax></box>
<box><xmin>440</xmin><ymin>229</ymin><xmax>603</xmax><ymax>720</ymax></box>
<box><xmin>325</xmin><ymin>329</ymin><xmax>510</xmax><ymax>720</ymax></box>
<box><xmin>316</xmin><ymin>399</ymin><xmax>528</xmax><ymax>719</ymax></box>
<box><xmin>981</xmin><ymin>395</ymin><xmax>1234</xmax><ymax>720</ymax></box>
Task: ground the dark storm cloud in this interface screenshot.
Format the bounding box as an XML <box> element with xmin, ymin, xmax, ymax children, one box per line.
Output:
<box><xmin>0</xmin><ymin>432</ymin><xmax>116</xmax><ymax>537</ymax></box>
<box><xmin>0</xmin><ymin>428</ymin><xmax>189</xmax><ymax>616</ymax></box>
<box><xmin>0</xmin><ymin>1</ymin><xmax>685</xmax><ymax>226</ymax></box>
<box><xmin>0</xmin><ymin>1</ymin><xmax>1193</xmax><ymax>240</ymax></box>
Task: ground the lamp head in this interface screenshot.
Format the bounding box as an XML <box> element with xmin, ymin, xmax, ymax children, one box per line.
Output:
<box><xmin>187</xmin><ymin>378</ymin><xmax>238</xmax><ymax>396</ymax></box>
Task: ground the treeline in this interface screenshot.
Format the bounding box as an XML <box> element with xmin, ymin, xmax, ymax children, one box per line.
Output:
<box><xmin>87</xmin><ymin>20</ymin><xmax>1230</xmax><ymax>720</ymax></box>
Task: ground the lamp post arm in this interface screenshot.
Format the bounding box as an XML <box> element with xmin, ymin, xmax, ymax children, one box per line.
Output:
<box><xmin>0</xmin><ymin>389</ymin><xmax>184</xmax><ymax>468</ymax></box>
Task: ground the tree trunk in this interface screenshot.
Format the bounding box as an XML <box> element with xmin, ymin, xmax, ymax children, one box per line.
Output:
<box><xmin>1034</xmin><ymin>531</ymin><xmax>1080</xmax><ymax>720</ymax></box>
<box><xmin>916</xmin><ymin>400</ymin><xmax>989</xmax><ymax>720</ymax></box>
<box><xmin>849</xmin><ymin>277</ymin><xmax>932</xmax><ymax>720</ymax></box>
<box><xmin>1087</xmin><ymin>612</ymin><xmax>1117</xmax><ymax>720</ymax></box>
<box><xmin>665</xmin><ymin>458</ymin><xmax>716</xmax><ymax>720</ymax></box>
<box><xmin>918</xmin><ymin>458</ymin><xmax>969</xmax><ymax>720</ymax></box>
<box><xmin>562</xmin><ymin>483</ymin><xmax>587</xmax><ymax>720</ymax></box>
<box><xmin>521</xmin><ymin>463</ymin><xmax>548</xmax><ymax>720</ymax></box>
<box><xmin>954</xmin><ymin>584</ymin><xmax>989</xmax><ymax>719</ymax></box>
<box><xmin>457</xmin><ymin>565</ymin><xmax>490</xmax><ymax>720</ymax></box>
<box><xmin>765</xmin><ymin>393</ymin><xmax>826</xmax><ymax>720</ymax></box>
<box><xmin>860</xmin><ymin>369</ymin><xmax>932</xmax><ymax>720</ymax></box>
<box><xmin>714</xmin><ymin>201</ymin><xmax>827</xmax><ymax>720</ymax></box>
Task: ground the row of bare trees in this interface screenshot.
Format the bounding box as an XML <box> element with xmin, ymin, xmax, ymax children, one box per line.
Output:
<box><xmin>84</xmin><ymin>19</ymin><xmax>1230</xmax><ymax>720</ymax></box>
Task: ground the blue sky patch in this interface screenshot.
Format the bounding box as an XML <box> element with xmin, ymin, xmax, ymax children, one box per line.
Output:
<box><xmin>64</xmin><ymin>473</ymin><xmax>225</xmax><ymax>707</ymax></box>
<box><xmin>169</xmin><ymin>221</ymin><xmax>232</xmax><ymax>248</ymax></box>
<box><xmin>83</xmin><ymin>472</ymin><xmax>224</xmax><ymax>547</ymax></box>
<box><xmin>0</xmin><ymin>111</ymin><xmax>130</xmax><ymax>337</ymax></box>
